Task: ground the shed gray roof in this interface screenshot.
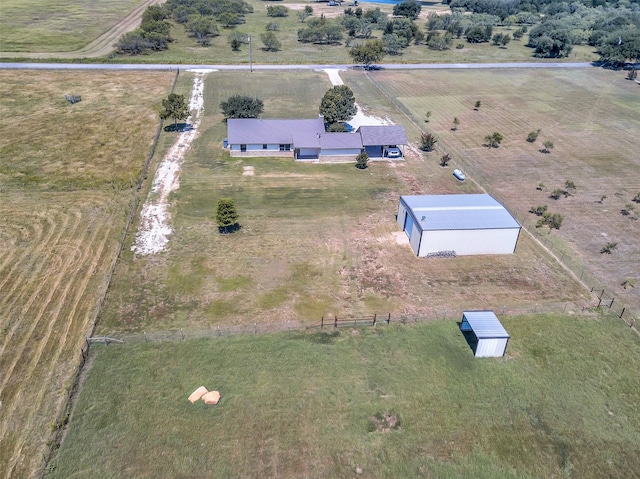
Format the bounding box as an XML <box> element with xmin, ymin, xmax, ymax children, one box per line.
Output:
<box><xmin>227</xmin><ymin>118</ymin><xmax>324</xmax><ymax>147</ymax></box>
<box><xmin>401</xmin><ymin>194</ymin><xmax>520</xmax><ymax>231</ymax></box>
<box><xmin>462</xmin><ymin>311</ymin><xmax>510</xmax><ymax>338</ymax></box>
<box><xmin>358</xmin><ymin>125</ymin><xmax>408</xmax><ymax>146</ymax></box>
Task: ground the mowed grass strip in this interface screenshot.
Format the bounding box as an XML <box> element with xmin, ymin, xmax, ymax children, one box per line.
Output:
<box><xmin>351</xmin><ymin>67</ymin><xmax>640</xmax><ymax>312</ymax></box>
<box><xmin>52</xmin><ymin>314</ymin><xmax>640</xmax><ymax>478</ymax></box>
<box><xmin>0</xmin><ymin>0</ymin><xmax>142</xmax><ymax>52</ymax></box>
<box><xmin>98</xmin><ymin>70</ymin><xmax>584</xmax><ymax>334</ymax></box>
<box><xmin>0</xmin><ymin>70</ymin><xmax>174</xmax><ymax>479</ymax></box>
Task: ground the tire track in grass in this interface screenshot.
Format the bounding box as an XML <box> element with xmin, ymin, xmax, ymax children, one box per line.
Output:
<box><xmin>0</xmin><ymin>211</ymin><xmax>53</xmax><ymax>302</ymax></box>
<box><xmin>2</xmin><ymin>205</ymin><xmax>114</xmax><ymax>479</ymax></box>
<box><xmin>0</xmin><ymin>210</ymin><xmax>83</xmax><ymax>402</ymax></box>
<box><xmin>0</xmin><ymin>211</ymin><xmax>70</xmax><ymax>358</ymax></box>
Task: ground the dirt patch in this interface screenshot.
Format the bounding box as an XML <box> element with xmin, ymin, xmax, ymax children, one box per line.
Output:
<box><xmin>368</xmin><ymin>412</ymin><xmax>401</xmax><ymax>433</ymax></box>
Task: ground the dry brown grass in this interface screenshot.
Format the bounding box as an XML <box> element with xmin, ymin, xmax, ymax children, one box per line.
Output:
<box><xmin>349</xmin><ymin>67</ymin><xmax>640</xmax><ymax>314</ymax></box>
<box><xmin>96</xmin><ymin>71</ymin><xmax>587</xmax><ymax>337</ymax></box>
<box><xmin>0</xmin><ymin>70</ymin><xmax>174</xmax><ymax>479</ymax></box>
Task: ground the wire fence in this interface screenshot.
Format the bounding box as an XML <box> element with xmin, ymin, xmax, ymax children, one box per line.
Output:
<box><xmin>365</xmin><ymin>73</ymin><xmax>639</xmax><ymax>331</ymax></box>
<box><xmin>104</xmin><ymin>299</ymin><xmax>637</xmax><ymax>345</ymax></box>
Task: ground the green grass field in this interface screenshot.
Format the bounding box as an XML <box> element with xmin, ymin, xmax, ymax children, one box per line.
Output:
<box><xmin>50</xmin><ymin>314</ymin><xmax>640</xmax><ymax>478</ymax></box>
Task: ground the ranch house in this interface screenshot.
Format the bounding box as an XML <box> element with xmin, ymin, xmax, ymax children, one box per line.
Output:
<box><xmin>226</xmin><ymin>117</ymin><xmax>407</xmax><ymax>161</ymax></box>
<box><xmin>396</xmin><ymin>194</ymin><xmax>521</xmax><ymax>256</ymax></box>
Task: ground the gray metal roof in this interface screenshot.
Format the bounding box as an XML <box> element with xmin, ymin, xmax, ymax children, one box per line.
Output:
<box><xmin>228</xmin><ymin>119</ymin><xmax>408</xmax><ymax>151</ymax></box>
<box><xmin>358</xmin><ymin>125</ymin><xmax>408</xmax><ymax>146</ymax></box>
<box><xmin>462</xmin><ymin>311</ymin><xmax>510</xmax><ymax>338</ymax></box>
<box><xmin>401</xmin><ymin>194</ymin><xmax>520</xmax><ymax>231</ymax></box>
<box><xmin>227</xmin><ymin>118</ymin><xmax>324</xmax><ymax>146</ymax></box>
<box><xmin>319</xmin><ymin>132</ymin><xmax>363</xmax><ymax>149</ymax></box>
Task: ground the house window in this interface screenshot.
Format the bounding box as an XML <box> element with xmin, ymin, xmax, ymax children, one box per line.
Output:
<box><xmin>279</xmin><ymin>144</ymin><xmax>291</xmax><ymax>151</ymax></box>
<box><xmin>240</xmin><ymin>144</ymin><xmax>246</xmax><ymax>152</ymax></box>
<box><xmin>263</xmin><ymin>144</ymin><xmax>267</xmax><ymax>150</ymax></box>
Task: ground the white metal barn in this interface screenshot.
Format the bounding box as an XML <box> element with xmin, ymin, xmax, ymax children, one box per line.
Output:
<box><xmin>460</xmin><ymin>311</ymin><xmax>510</xmax><ymax>358</ymax></box>
<box><xmin>396</xmin><ymin>194</ymin><xmax>521</xmax><ymax>256</ymax></box>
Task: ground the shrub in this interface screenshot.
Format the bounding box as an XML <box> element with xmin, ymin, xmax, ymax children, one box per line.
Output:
<box><xmin>601</xmin><ymin>242</ymin><xmax>618</xmax><ymax>254</ymax></box>
<box><xmin>356</xmin><ymin>152</ymin><xmax>369</xmax><ymax>169</ymax></box>
<box><xmin>440</xmin><ymin>153</ymin><xmax>452</xmax><ymax>167</ymax></box>
<box><xmin>536</xmin><ymin>212</ymin><xmax>563</xmax><ymax>229</ymax></box>
<box><xmin>527</xmin><ymin>129</ymin><xmax>541</xmax><ymax>143</ymax></box>
<box><xmin>484</xmin><ymin>132</ymin><xmax>503</xmax><ymax>148</ymax></box>
<box><xmin>267</xmin><ymin>5</ymin><xmax>288</xmax><ymax>17</ymax></box>
<box><xmin>529</xmin><ymin>205</ymin><xmax>548</xmax><ymax>216</ymax></box>
<box><xmin>419</xmin><ymin>132</ymin><xmax>438</xmax><ymax>152</ymax></box>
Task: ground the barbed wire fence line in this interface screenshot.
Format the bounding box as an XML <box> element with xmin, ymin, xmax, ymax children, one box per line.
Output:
<box><xmin>101</xmin><ymin>300</ymin><xmax>631</xmax><ymax>345</ymax></box>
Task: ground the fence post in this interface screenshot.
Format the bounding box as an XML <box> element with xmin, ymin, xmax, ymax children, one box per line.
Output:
<box><xmin>502</xmin><ymin>305</ymin><xmax>506</xmax><ymax>315</ymax></box>
<box><xmin>609</xmin><ymin>298</ymin><xmax>614</xmax><ymax>308</ymax></box>
<box><xmin>254</xmin><ymin>323</ymin><xmax>257</xmax><ymax>334</ymax></box>
<box><xmin>180</xmin><ymin>328</ymin><xmax>185</xmax><ymax>340</ymax></box>
<box><xmin>334</xmin><ymin>315</ymin><xmax>338</xmax><ymax>328</ymax></box>
<box><xmin>144</xmin><ymin>331</ymin><xmax>148</xmax><ymax>342</ymax></box>
<box><xmin>86</xmin><ymin>337</ymin><xmax>90</xmax><ymax>350</ymax></box>
<box><xmin>104</xmin><ymin>335</ymin><xmax>107</xmax><ymax>346</ymax></box>
<box><xmin>373</xmin><ymin>314</ymin><xmax>377</xmax><ymax>327</ymax></box>
<box><xmin>443</xmin><ymin>310</ymin><xmax>447</xmax><ymax>320</ymax></box>
<box><xmin>387</xmin><ymin>313</ymin><xmax>391</xmax><ymax>324</ymax></box>
<box><xmin>321</xmin><ymin>316</ymin><xmax>324</xmax><ymax>330</ymax></box>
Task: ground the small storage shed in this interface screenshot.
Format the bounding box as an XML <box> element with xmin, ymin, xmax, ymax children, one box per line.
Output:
<box><xmin>460</xmin><ymin>311</ymin><xmax>510</xmax><ymax>357</ymax></box>
<box><xmin>396</xmin><ymin>194</ymin><xmax>521</xmax><ymax>256</ymax></box>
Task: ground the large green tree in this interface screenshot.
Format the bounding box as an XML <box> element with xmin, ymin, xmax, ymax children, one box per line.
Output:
<box><xmin>393</xmin><ymin>0</ymin><xmax>421</xmax><ymax>20</ymax></box>
<box><xmin>319</xmin><ymin>85</ymin><xmax>357</xmax><ymax>126</ymax></box>
<box><xmin>159</xmin><ymin>93</ymin><xmax>190</xmax><ymax>130</ymax></box>
<box><xmin>216</xmin><ymin>198</ymin><xmax>240</xmax><ymax>233</ymax></box>
<box><xmin>220</xmin><ymin>95</ymin><xmax>264</xmax><ymax>120</ymax></box>
<box><xmin>597</xmin><ymin>30</ymin><xmax>640</xmax><ymax>64</ymax></box>
<box><xmin>349</xmin><ymin>39</ymin><xmax>386</xmax><ymax>69</ymax></box>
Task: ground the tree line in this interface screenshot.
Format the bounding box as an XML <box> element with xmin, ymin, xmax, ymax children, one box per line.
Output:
<box><xmin>115</xmin><ymin>0</ymin><xmax>640</xmax><ymax>65</ymax></box>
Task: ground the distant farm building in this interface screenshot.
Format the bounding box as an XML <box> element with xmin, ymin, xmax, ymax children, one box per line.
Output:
<box><xmin>460</xmin><ymin>311</ymin><xmax>510</xmax><ymax>358</ymax></box>
<box><xmin>396</xmin><ymin>194</ymin><xmax>521</xmax><ymax>256</ymax></box>
<box><xmin>226</xmin><ymin>117</ymin><xmax>407</xmax><ymax>161</ymax></box>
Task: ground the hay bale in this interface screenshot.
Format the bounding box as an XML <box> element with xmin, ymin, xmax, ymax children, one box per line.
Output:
<box><xmin>188</xmin><ymin>386</ymin><xmax>208</xmax><ymax>403</ymax></box>
<box><xmin>202</xmin><ymin>390</ymin><xmax>221</xmax><ymax>405</ymax></box>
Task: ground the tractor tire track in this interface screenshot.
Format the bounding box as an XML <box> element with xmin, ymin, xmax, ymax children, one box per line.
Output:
<box><xmin>2</xmin><ymin>209</ymin><xmax>113</xmax><ymax>479</ymax></box>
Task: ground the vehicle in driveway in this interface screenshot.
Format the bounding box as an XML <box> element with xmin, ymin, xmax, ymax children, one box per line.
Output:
<box><xmin>453</xmin><ymin>169</ymin><xmax>466</xmax><ymax>181</ymax></box>
<box><xmin>386</xmin><ymin>146</ymin><xmax>402</xmax><ymax>158</ymax></box>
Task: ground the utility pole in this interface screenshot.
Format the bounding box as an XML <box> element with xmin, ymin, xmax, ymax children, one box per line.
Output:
<box><xmin>248</xmin><ymin>34</ymin><xmax>253</xmax><ymax>73</ymax></box>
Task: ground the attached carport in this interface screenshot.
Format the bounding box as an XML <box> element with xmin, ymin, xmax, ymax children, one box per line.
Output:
<box><xmin>358</xmin><ymin>125</ymin><xmax>408</xmax><ymax>158</ymax></box>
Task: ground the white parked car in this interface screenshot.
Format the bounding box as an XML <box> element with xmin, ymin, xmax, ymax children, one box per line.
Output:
<box><xmin>453</xmin><ymin>169</ymin><xmax>466</xmax><ymax>181</ymax></box>
<box><xmin>386</xmin><ymin>146</ymin><xmax>402</xmax><ymax>158</ymax></box>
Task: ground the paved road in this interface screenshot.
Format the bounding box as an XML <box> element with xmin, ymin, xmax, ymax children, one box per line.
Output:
<box><xmin>0</xmin><ymin>62</ymin><xmax>593</xmax><ymax>71</ymax></box>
